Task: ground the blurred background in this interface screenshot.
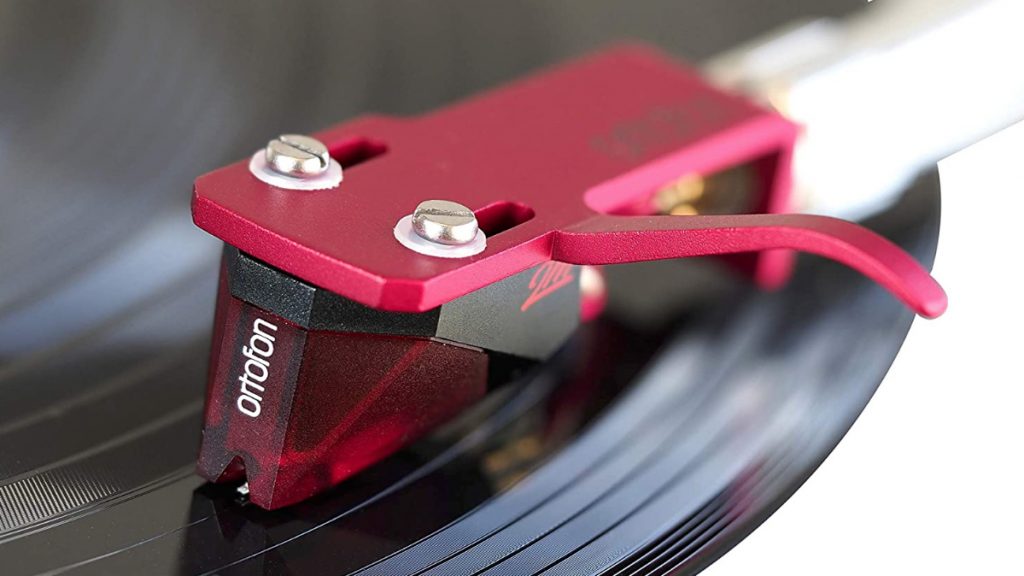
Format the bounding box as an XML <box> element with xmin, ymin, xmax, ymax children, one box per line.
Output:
<box><xmin>0</xmin><ymin>1</ymin><xmax>1021</xmax><ymax>574</ymax></box>
<box><xmin>714</xmin><ymin>119</ymin><xmax>1024</xmax><ymax>575</ymax></box>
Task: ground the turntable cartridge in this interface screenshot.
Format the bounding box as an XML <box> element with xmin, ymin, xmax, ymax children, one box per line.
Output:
<box><xmin>190</xmin><ymin>44</ymin><xmax>946</xmax><ymax>509</ymax></box>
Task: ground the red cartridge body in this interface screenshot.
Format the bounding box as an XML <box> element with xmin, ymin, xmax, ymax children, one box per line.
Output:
<box><xmin>192</xmin><ymin>44</ymin><xmax>945</xmax><ymax>509</ymax></box>
<box><xmin>199</xmin><ymin>262</ymin><xmax>488</xmax><ymax>509</ymax></box>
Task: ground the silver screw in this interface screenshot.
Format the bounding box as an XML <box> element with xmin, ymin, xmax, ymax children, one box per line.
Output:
<box><xmin>265</xmin><ymin>134</ymin><xmax>330</xmax><ymax>177</ymax></box>
<box><xmin>412</xmin><ymin>200</ymin><xmax>479</xmax><ymax>246</ymax></box>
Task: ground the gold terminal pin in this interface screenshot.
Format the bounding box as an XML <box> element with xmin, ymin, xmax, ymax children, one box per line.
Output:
<box><xmin>654</xmin><ymin>166</ymin><xmax>754</xmax><ymax>216</ymax></box>
<box><xmin>653</xmin><ymin>174</ymin><xmax>706</xmax><ymax>215</ymax></box>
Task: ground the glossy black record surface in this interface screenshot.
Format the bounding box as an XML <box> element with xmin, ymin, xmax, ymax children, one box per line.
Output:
<box><xmin>0</xmin><ymin>2</ymin><xmax>930</xmax><ymax>575</ymax></box>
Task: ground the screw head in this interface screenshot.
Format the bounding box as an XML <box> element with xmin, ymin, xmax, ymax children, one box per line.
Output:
<box><xmin>265</xmin><ymin>134</ymin><xmax>330</xmax><ymax>177</ymax></box>
<box><xmin>412</xmin><ymin>200</ymin><xmax>479</xmax><ymax>246</ymax></box>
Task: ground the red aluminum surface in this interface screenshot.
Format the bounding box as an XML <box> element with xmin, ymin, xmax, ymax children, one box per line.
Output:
<box><xmin>192</xmin><ymin>44</ymin><xmax>945</xmax><ymax>317</ymax></box>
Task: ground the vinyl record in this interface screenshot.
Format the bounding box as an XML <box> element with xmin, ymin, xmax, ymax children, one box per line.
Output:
<box><xmin>0</xmin><ymin>2</ymin><xmax>934</xmax><ymax>575</ymax></box>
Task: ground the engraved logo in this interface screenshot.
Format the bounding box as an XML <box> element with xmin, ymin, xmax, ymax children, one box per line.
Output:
<box><xmin>589</xmin><ymin>95</ymin><xmax>732</xmax><ymax>161</ymax></box>
<box><xmin>521</xmin><ymin>262</ymin><xmax>574</xmax><ymax>312</ymax></box>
